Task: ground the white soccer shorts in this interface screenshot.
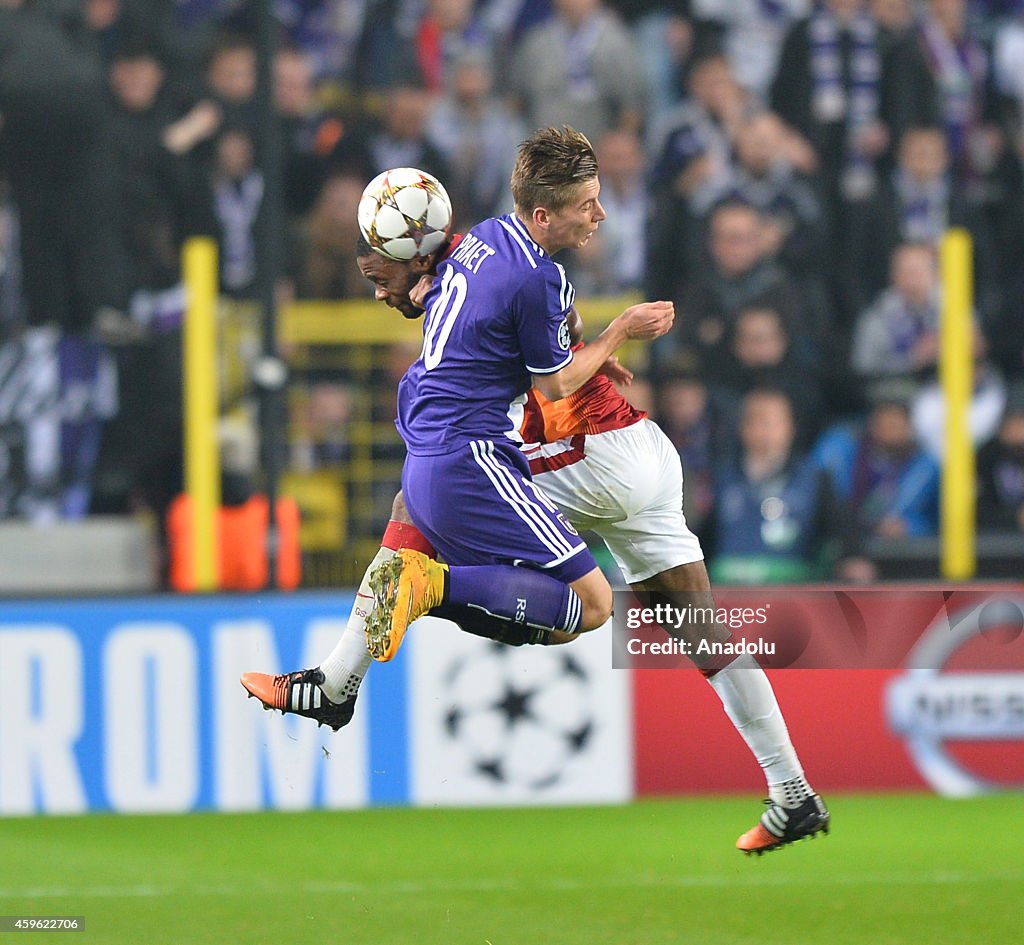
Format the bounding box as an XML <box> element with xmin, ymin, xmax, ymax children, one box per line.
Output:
<box><xmin>529</xmin><ymin>418</ymin><xmax>704</xmax><ymax>584</ymax></box>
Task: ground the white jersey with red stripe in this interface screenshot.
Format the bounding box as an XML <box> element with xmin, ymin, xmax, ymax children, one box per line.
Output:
<box><xmin>518</xmin><ymin>346</ymin><xmax>702</xmax><ymax>584</ymax></box>
<box><xmin>519</xmin><ymin>343</ymin><xmax>646</xmax><ymax>476</ymax></box>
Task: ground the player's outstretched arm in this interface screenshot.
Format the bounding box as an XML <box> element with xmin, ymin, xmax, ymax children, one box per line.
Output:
<box><xmin>566</xmin><ymin>307</ymin><xmax>633</xmax><ymax>386</ymax></box>
<box><xmin>533</xmin><ymin>301</ymin><xmax>673</xmax><ymax>401</ymax></box>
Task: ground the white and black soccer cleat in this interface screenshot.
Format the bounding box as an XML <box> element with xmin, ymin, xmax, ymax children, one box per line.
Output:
<box><xmin>736</xmin><ymin>794</ymin><xmax>830</xmax><ymax>855</ymax></box>
<box><xmin>240</xmin><ymin>668</ymin><xmax>356</xmax><ymax>731</ymax></box>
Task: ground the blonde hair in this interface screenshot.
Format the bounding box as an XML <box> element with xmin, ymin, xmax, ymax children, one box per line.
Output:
<box><xmin>511</xmin><ymin>126</ymin><xmax>598</xmax><ymax>215</ymax></box>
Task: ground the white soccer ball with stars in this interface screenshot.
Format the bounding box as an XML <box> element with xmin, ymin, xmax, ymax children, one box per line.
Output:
<box><xmin>357</xmin><ymin>167</ymin><xmax>452</xmax><ymax>261</ymax></box>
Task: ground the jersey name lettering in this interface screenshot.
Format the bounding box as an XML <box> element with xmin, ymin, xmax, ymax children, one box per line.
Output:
<box><xmin>449</xmin><ymin>233</ymin><xmax>497</xmax><ymax>274</ymax></box>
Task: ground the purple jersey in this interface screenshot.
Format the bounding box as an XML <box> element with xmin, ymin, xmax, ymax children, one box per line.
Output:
<box><xmin>396</xmin><ymin>214</ymin><xmax>576</xmax><ymax>455</ymax></box>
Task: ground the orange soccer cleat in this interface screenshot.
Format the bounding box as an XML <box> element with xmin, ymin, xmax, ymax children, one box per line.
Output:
<box><xmin>365</xmin><ymin>549</ymin><xmax>448</xmax><ymax>661</ymax></box>
<box><xmin>736</xmin><ymin>794</ymin><xmax>831</xmax><ymax>855</ymax></box>
<box><xmin>240</xmin><ymin>668</ymin><xmax>356</xmax><ymax>731</ymax></box>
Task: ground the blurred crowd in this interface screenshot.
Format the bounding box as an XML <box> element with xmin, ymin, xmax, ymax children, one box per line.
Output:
<box><xmin>2</xmin><ymin>0</ymin><xmax>1024</xmax><ymax>583</ymax></box>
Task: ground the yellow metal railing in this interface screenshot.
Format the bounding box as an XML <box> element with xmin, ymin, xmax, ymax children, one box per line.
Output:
<box><xmin>279</xmin><ymin>294</ymin><xmax>642</xmax><ymax>346</ymax></box>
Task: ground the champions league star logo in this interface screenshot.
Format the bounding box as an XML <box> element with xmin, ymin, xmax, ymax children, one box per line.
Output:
<box><xmin>886</xmin><ymin>598</ymin><xmax>1024</xmax><ymax>797</ymax></box>
<box><xmin>440</xmin><ymin>643</ymin><xmax>595</xmax><ymax>789</ymax></box>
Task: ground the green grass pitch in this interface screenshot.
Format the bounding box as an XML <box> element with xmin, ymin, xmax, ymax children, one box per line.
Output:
<box><xmin>1</xmin><ymin>793</ymin><xmax>1019</xmax><ymax>944</ymax></box>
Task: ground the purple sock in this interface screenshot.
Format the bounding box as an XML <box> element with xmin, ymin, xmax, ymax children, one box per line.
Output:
<box><xmin>446</xmin><ymin>565</ymin><xmax>582</xmax><ymax>634</ymax></box>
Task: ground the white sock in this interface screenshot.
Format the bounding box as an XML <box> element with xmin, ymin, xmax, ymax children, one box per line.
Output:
<box><xmin>318</xmin><ymin>546</ymin><xmax>396</xmax><ymax>702</ymax></box>
<box><xmin>707</xmin><ymin>653</ymin><xmax>812</xmax><ymax>807</ymax></box>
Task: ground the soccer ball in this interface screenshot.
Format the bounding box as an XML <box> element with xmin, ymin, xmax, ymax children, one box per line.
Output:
<box><xmin>357</xmin><ymin>167</ymin><xmax>452</xmax><ymax>261</ymax></box>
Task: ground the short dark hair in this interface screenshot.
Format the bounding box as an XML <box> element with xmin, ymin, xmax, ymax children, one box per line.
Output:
<box><xmin>354</xmin><ymin>230</ymin><xmax>452</xmax><ymax>264</ymax></box>
<box><xmin>355</xmin><ymin>231</ymin><xmax>375</xmax><ymax>259</ymax></box>
<box><xmin>743</xmin><ymin>385</ymin><xmax>794</xmax><ymax>416</ymax></box>
<box><xmin>708</xmin><ymin>197</ymin><xmax>760</xmax><ymax>224</ymax></box>
<box><xmin>899</xmin><ymin>125</ymin><xmax>947</xmax><ymax>147</ymax></box>
<box><xmin>511</xmin><ymin>126</ymin><xmax>598</xmax><ymax>215</ymax></box>
<box><xmin>111</xmin><ymin>34</ymin><xmax>165</xmax><ymax>65</ymax></box>
<box><xmin>205</xmin><ymin>31</ymin><xmax>255</xmax><ymax>69</ymax></box>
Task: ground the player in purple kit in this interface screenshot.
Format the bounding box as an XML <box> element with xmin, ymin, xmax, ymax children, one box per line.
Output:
<box><xmin>364</xmin><ymin>127</ymin><xmax>673</xmax><ymax>660</ymax></box>
<box><xmin>243</xmin><ymin>142</ymin><xmax>829</xmax><ymax>853</ymax></box>
<box><xmin>366</xmin><ymin>133</ymin><xmax>828</xmax><ymax>854</ymax></box>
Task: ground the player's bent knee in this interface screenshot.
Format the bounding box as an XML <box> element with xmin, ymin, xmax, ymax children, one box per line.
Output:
<box><xmin>546</xmin><ymin>629</ymin><xmax>581</xmax><ymax>645</ymax></box>
<box><xmin>572</xmin><ymin>569</ymin><xmax>614</xmax><ymax>632</ymax></box>
<box><xmin>580</xmin><ymin>597</ymin><xmax>613</xmax><ymax>631</ymax></box>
